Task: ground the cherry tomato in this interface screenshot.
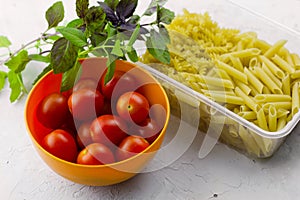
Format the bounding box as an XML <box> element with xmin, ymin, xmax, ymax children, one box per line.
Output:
<box><xmin>68</xmin><ymin>89</ymin><xmax>104</xmax><ymax>121</ymax></box>
<box><xmin>116</xmin><ymin>135</ymin><xmax>150</xmax><ymax>161</ymax></box>
<box><xmin>73</xmin><ymin>78</ymin><xmax>98</xmax><ymax>92</ymax></box>
<box><xmin>77</xmin><ymin>143</ymin><xmax>115</xmax><ymax>165</ymax></box>
<box><xmin>116</xmin><ymin>91</ymin><xmax>150</xmax><ymax>124</ymax></box>
<box><xmin>37</xmin><ymin>93</ymin><xmax>69</xmax><ymax>129</ymax></box>
<box><xmin>90</xmin><ymin>115</ymin><xmax>128</xmax><ymax>147</ymax></box>
<box><xmin>135</xmin><ymin>118</ymin><xmax>162</xmax><ymax>144</ymax></box>
<box><xmin>42</xmin><ymin>129</ymin><xmax>78</xmax><ymax>162</ymax></box>
<box><xmin>76</xmin><ymin>122</ymin><xmax>93</xmax><ymax>149</ymax></box>
<box><xmin>99</xmin><ymin>70</ymin><xmax>136</xmax><ymax>99</ymax></box>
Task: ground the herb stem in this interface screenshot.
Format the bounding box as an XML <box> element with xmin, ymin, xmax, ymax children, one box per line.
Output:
<box><xmin>17</xmin><ymin>73</ymin><xmax>28</xmax><ymax>94</ymax></box>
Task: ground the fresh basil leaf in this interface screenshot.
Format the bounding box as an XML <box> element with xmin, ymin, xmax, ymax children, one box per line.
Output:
<box><xmin>106</xmin><ymin>22</ymin><xmax>117</xmax><ymax>39</ymax></box>
<box><xmin>67</xmin><ymin>18</ymin><xmax>84</xmax><ymax>28</ymax></box>
<box><xmin>32</xmin><ymin>64</ymin><xmax>52</xmax><ymax>85</ymax></box>
<box><xmin>111</xmin><ymin>39</ymin><xmax>123</xmax><ymax>57</ymax></box>
<box><xmin>126</xmin><ymin>46</ymin><xmax>138</xmax><ymax>62</ymax></box>
<box><xmin>60</xmin><ymin>62</ymin><xmax>82</xmax><ymax>92</ymax></box>
<box><xmin>146</xmin><ymin>29</ymin><xmax>170</xmax><ymax>64</ymax></box>
<box><xmin>157</xmin><ymin>7</ymin><xmax>174</xmax><ymax>24</ymax></box>
<box><xmin>104</xmin><ymin>0</ymin><xmax>119</xmax><ymax>11</ymax></box>
<box><xmin>127</xmin><ymin>24</ymin><xmax>140</xmax><ymax>47</ymax></box>
<box><xmin>105</xmin><ymin>54</ymin><xmax>117</xmax><ymax>84</ymax></box>
<box><xmin>127</xmin><ymin>15</ymin><xmax>140</xmax><ymax>25</ymax></box>
<box><xmin>0</xmin><ymin>71</ymin><xmax>7</xmax><ymax>91</ymax></box>
<box><xmin>7</xmin><ymin>71</ymin><xmax>22</xmax><ymax>102</ymax></box>
<box><xmin>45</xmin><ymin>34</ymin><xmax>61</xmax><ymax>41</ymax></box>
<box><xmin>98</xmin><ymin>2</ymin><xmax>119</xmax><ymax>26</ymax></box>
<box><xmin>57</xmin><ymin>27</ymin><xmax>87</xmax><ymax>47</ymax></box>
<box><xmin>28</xmin><ymin>54</ymin><xmax>51</xmax><ymax>63</ymax></box>
<box><xmin>90</xmin><ymin>33</ymin><xmax>107</xmax><ymax>47</ymax></box>
<box><xmin>144</xmin><ymin>0</ymin><xmax>168</xmax><ymax>16</ymax></box>
<box><xmin>5</xmin><ymin>50</ymin><xmax>31</xmax><ymax>73</ymax></box>
<box><xmin>85</xmin><ymin>6</ymin><xmax>107</xmax><ymax>35</ymax></box>
<box><xmin>51</xmin><ymin>37</ymin><xmax>79</xmax><ymax>74</ymax></box>
<box><xmin>116</xmin><ymin>0</ymin><xmax>138</xmax><ymax>21</ymax></box>
<box><xmin>0</xmin><ymin>36</ymin><xmax>11</xmax><ymax>48</ymax></box>
<box><xmin>76</xmin><ymin>0</ymin><xmax>89</xmax><ymax>18</ymax></box>
<box><xmin>46</xmin><ymin>1</ymin><xmax>64</xmax><ymax>29</ymax></box>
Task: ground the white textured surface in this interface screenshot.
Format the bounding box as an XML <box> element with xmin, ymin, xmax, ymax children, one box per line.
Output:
<box><xmin>1</xmin><ymin>0</ymin><xmax>300</xmax><ymax>199</ymax></box>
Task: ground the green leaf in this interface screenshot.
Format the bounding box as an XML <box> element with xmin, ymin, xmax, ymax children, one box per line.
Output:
<box><xmin>105</xmin><ymin>22</ymin><xmax>117</xmax><ymax>39</ymax></box>
<box><xmin>104</xmin><ymin>0</ymin><xmax>119</xmax><ymax>11</ymax></box>
<box><xmin>5</xmin><ymin>50</ymin><xmax>31</xmax><ymax>73</ymax></box>
<box><xmin>111</xmin><ymin>39</ymin><xmax>123</xmax><ymax>57</ymax></box>
<box><xmin>60</xmin><ymin>62</ymin><xmax>82</xmax><ymax>92</ymax></box>
<box><xmin>0</xmin><ymin>36</ymin><xmax>11</xmax><ymax>48</ymax></box>
<box><xmin>84</xmin><ymin>6</ymin><xmax>106</xmax><ymax>35</ymax></box>
<box><xmin>51</xmin><ymin>37</ymin><xmax>79</xmax><ymax>74</ymax></box>
<box><xmin>104</xmin><ymin>54</ymin><xmax>117</xmax><ymax>84</ymax></box>
<box><xmin>157</xmin><ymin>7</ymin><xmax>174</xmax><ymax>24</ymax></box>
<box><xmin>127</xmin><ymin>24</ymin><xmax>140</xmax><ymax>47</ymax></box>
<box><xmin>28</xmin><ymin>54</ymin><xmax>50</xmax><ymax>63</ymax></box>
<box><xmin>57</xmin><ymin>27</ymin><xmax>87</xmax><ymax>47</ymax></box>
<box><xmin>32</xmin><ymin>64</ymin><xmax>52</xmax><ymax>85</ymax></box>
<box><xmin>45</xmin><ymin>34</ymin><xmax>61</xmax><ymax>41</ymax></box>
<box><xmin>76</xmin><ymin>0</ymin><xmax>89</xmax><ymax>18</ymax></box>
<box><xmin>144</xmin><ymin>0</ymin><xmax>168</xmax><ymax>16</ymax></box>
<box><xmin>7</xmin><ymin>71</ymin><xmax>22</xmax><ymax>102</ymax></box>
<box><xmin>0</xmin><ymin>71</ymin><xmax>7</xmax><ymax>91</ymax></box>
<box><xmin>67</xmin><ymin>18</ymin><xmax>84</xmax><ymax>28</ymax></box>
<box><xmin>46</xmin><ymin>1</ymin><xmax>64</xmax><ymax>29</ymax></box>
<box><xmin>126</xmin><ymin>46</ymin><xmax>138</xmax><ymax>62</ymax></box>
<box><xmin>146</xmin><ymin>29</ymin><xmax>170</xmax><ymax>64</ymax></box>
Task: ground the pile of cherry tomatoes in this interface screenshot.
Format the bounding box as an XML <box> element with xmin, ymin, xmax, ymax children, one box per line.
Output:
<box><xmin>36</xmin><ymin>69</ymin><xmax>163</xmax><ymax>165</ymax></box>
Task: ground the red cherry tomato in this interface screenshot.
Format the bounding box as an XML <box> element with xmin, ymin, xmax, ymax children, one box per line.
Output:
<box><xmin>42</xmin><ymin>129</ymin><xmax>78</xmax><ymax>162</ymax></box>
<box><xmin>90</xmin><ymin>115</ymin><xmax>128</xmax><ymax>147</ymax></box>
<box><xmin>73</xmin><ymin>78</ymin><xmax>98</xmax><ymax>92</ymax></box>
<box><xmin>37</xmin><ymin>93</ymin><xmax>69</xmax><ymax>129</ymax></box>
<box><xmin>76</xmin><ymin>122</ymin><xmax>93</xmax><ymax>149</ymax></box>
<box><xmin>68</xmin><ymin>89</ymin><xmax>104</xmax><ymax>121</ymax></box>
<box><xmin>116</xmin><ymin>135</ymin><xmax>150</xmax><ymax>161</ymax></box>
<box><xmin>116</xmin><ymin>92</ymin><xmax>150</xmax><ymax>124</ymax></box>
<box><xmin>135</xmin><ymin>118</ymin><xmax>162</xmax><ymax>144</ymax></box>
<box><xmin>99</xmin><ymin>70</ymin><xmax>136</xmax><ymax>99</ymax></box>
<box><xmin>77</xmin><ymin>143</ymin><xmax>115</xmax><ymax>165</ymax></box>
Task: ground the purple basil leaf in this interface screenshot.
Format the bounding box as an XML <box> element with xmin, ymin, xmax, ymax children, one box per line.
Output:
<box><xmin>116</xmin><ymin>0</ymin><xmax>138</xmax><ymax>21</ymax></box>
<box><xmin>98</xmin><ymin>2</ymin><xmax>119</xmax><ymax>25</ymax></box>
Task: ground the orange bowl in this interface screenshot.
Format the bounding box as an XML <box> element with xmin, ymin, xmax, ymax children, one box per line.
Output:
<box><xmin>24</xmin><ymin>57</ymin><xmax>170</xmax><ymax>186</ymax></box>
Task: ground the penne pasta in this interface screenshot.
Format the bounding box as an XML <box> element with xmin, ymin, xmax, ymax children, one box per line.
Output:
<box><xmin>291</xmin><ymin>70</ymin><xmax>300</xmax><ymax>79</ymax></box>
<box><xmin>272</xmin><ymin>54</ymin><xmax>295</xmax><ymax>74</ymax></box>
<box><xmin>209</xmin><ymin>93</ymin><xmax>244</xmax><ymax>105</ymax></box>
<box><xmin>257</xmin><ymin>108</ymin><xmax>269</xmax><ymax>131</ymax></box>
<box><xmin>220</xmin><ymin>48</ymin><xmax>261</xmax><ymax>60</ymax></box>
<box><xmin>292</xmin><ymin>53</ymin><xmax>300</xmax><ymax>68</ymax></box>
<box><xmin>259</xmin><ymin>55</ymin><xmax>285</xmax><ymax>79</ymax></box>
<box><xmin>261</xmin><ymin>63</ymin><xmax>282</xmax><ymax>88</ymax></box>
<box><xmin>229</xmin><ymin>56</ymin><xmax>244</xmax><ymax>72</ymax></box>
<box><xmin>263</xmin><ymin>39</ymin><xmax>287</xmax><ymax>58</ymax></box>
<box><xmin>282</xmin><ymin>75</ymin><xmax>291</xmax><ymax>96</ymax></box>
<box><xmin>244</xmin><ymin>68</ymin><xmax>264</xmax><ymax>93</ymax></box>
<box><xmin>263</xmin><ymin>102</ymin><xmax>292</xmax><ymax>110</ymax></box>
<box><xmin>235</xmin><ymin>87</ymin><xmax>260</xmax><ymax>112</ymax></box>
<box><xmin>215</xmin><ymin>60</ymin><xmax>248</xmax><ymax>84</ymax></box>
<box><xmin>238</xmin><ymin>125</ymin><xmax>260</xmax><ymax>156</ymax></box>
<box><xmin>234</xmin><ymin>80</ymin><xmax>252</xmax><ymax>95</ymax></box>
<box><xmin>292</xmin><ymin>82</ymin><xmax>300</xmax><ymax>116</ymax></box>
<box><xmin>238</xmin><ymin>111</ymin><xmax>257</xmax><ymax>120</ymax></box>
<box><xmin>254</xmin><ymin>94</ymin><xmax>292</xmax><ymax>102</ymax></box>
<box><xmin>277</xmin><ymin>116</ymin><xmax>287</xmax><ymax>131</ymax></box>
<box><xmin>254</xmin><ymin>67</ymin><xmax>283</xmax><ymax>94</ymax></box>
<box><xmin>268</xmin><ymin>105</ymin><xmax>277</xmax><ymax>132</ymax></box>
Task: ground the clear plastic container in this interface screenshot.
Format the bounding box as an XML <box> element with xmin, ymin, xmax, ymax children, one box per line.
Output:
<box><xmin>137</xmin><ymin>0</ymin><xmax>300</xmax><ymax>158</ymax></box>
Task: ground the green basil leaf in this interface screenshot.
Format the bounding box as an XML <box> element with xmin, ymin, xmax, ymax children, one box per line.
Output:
<box><xmin>32</xmin><ymin>64</ymin><xmax>52</xmax><ymax>85</ymax></box>
<box><xmin>157</xmin><ymin>7</ymin><xmax>174</xmax><ymax>24</ymax></box>
<box><xmin>104</xmin><ymin>0</ymin><xmax>119</xmax><ymax>11</ymax></box>
<box><xmin>60</xmin><ymin>62</ymin><xmax>82</xmax><ymax>92</ymax></box>
<box><xmin>67</xmin><ymin>18</ymin><xmax>84</xmax><ymax>28</ymax></box>
<box><xmin>127</xmin><ymin>24</ymin><xmax>140</xmax><ymax>47</ymax></box>
<box><xmin>57</xmin><ymin>27</ymin><xmax>87</xmax><ymax>47</ymax></box>
<box><xmin>28</xmin><ymin>54</ymin><xmax>51</xmax><ymax>63</ymax></box>
<box><xmin>144</xmin><ymin>0</ymin><xmax>168</xmax><ymax>16</ymax></box>
<box><xmin>7</xmin><ymin>71</ymin><xmax>22</xmax><ymax>102</ymax></box>
<box><xmin>85</xmin><ymin>6</ymin><xmax>106</xmax><ymax>35</ymax></box>
<box><xmin>126</xmin><ymin>46</ymin><xmax>138</xmax><ymax>62</ymax></box>
<box><xmin>146</xmin><ymin>29</ymin><xmax>170</xmax><ymax>64</ymax></box>
<box><xmin>45</xmin><ymin>34</ymin><xmax>61</xmax><ymax>41</ymax></box>
<box><xmin>111</xmin><ymin>39</ymin><xmax>123</xmax><ymax>57</ymax></box>
<box><xmin>76</xmin><ymin>0</ymin><xmax>89</xmax><ymax>18</ymax></box>
<box><xmin>116</xmin><ymin>0</ymin><xmax>138</xmax><ymax>20</ymax></box>
<box><xmin>0</xmin><ymin>36</ymin><xmax>11</xmax><ymax>48</ymax></box>
<box><xmin>51</xmin><ymin>37</ymin><xmax>79</xmax><ymax>74</ymax></box>
<box><xmin>0</xmin><ymin>71</ymin><xmax>7</xmax><ymax>91</ymax></box>
<box><xmin>105</xmin><ymin>54</ymin><xmax>117</xmax><ymax>84</ymax></box>
<box><xmin>5</xmin><ymin>50</ymin><xmax>31</xmax><ymax>73</ymax></box>
<box><xmin>45</xmin><ymin>1</ymin><xmax>65</xmax><ymax>29</ymax></box>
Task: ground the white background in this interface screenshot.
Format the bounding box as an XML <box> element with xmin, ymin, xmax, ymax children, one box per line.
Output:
<box><xmin>1</xmin><ymin>0</ymin><xmax>300</xmax><ymax>199</ymax></box>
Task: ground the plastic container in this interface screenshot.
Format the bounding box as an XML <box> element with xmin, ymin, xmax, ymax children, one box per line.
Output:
<box><xmin>138</xmin><ymin>0</ymin><xmax>300</xmax><ymax>158</ymax></box>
